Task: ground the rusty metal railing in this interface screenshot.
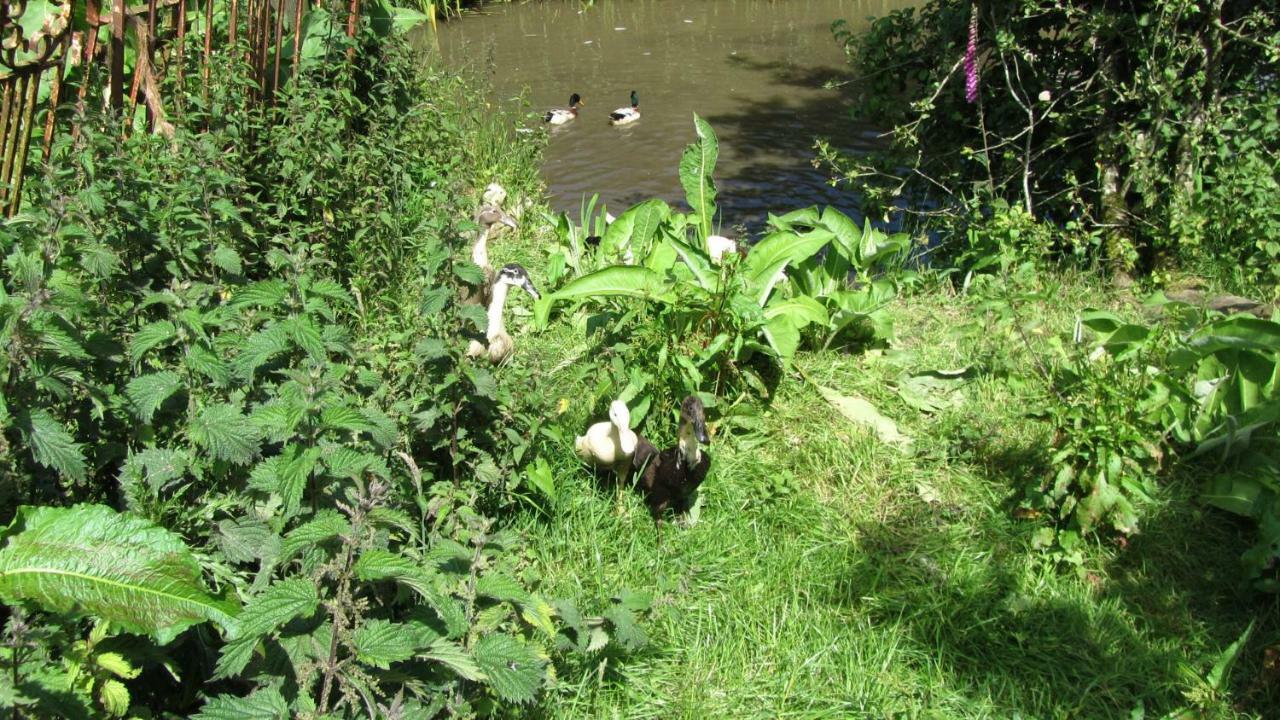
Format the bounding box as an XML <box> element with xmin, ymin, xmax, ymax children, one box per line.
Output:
<box><xmin>0</xmin><ymin>0</ymin><xmax>363</xmax><ymax>217</ymax></box>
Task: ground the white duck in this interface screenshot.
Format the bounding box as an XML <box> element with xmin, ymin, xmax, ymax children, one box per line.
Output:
<box><xmin>466</xmin><ymin>264</ymin><xmax>540</xmax><ymax>365</ymax></box>
<box><xmin>707</xmin><ymin>235</ymin><xmax>738</xmax><ymax>262</ymax></box>
<box><xmin>575</xmin><ymin>400</ymin><xmax>639</xmax><ymax>475</ymax></box>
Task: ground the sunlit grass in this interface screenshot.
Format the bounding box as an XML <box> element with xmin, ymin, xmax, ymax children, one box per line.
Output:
<box><xmin>482</xmin><ymin>201</ymin><xmax>1279</xmax><ymax>717</ymax></box>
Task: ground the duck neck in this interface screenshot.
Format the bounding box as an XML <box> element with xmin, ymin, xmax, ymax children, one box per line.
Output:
<box><xmin>486</xmin><ymin>282</ymin><xmax>509</xmax><ymax>340</ymax></box>
<box><xmin>677</xmin><ymin>422</ymin><xmax>701</xmax><ymax>466</ymax></box>
<box><xmin>471</xmin><ymin>230</ymin><xmax>490</xmax><ymax>269</ymax></box>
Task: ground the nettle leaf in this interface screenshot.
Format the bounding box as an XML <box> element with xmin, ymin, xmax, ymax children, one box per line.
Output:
<box><xmin>230</xmin><ymin>280</ymin><xmax>289</xmax><ymax>308</ymax></box>
<box><xmin>187</xmin><ymin>345</ymin><xmax>233</xmax><ymax>386</ymax></box>
<box><xmin>353</xmin><ymin>549</ymin><xmax>463</xmax><ymax>633</ymax></box>
<box><xmin>281</xmin><ymin>510</ymin><xmax>350</xmax><ymax>559</ymax></box>
<box><xmin>453</xmin><ymin>260</ymin><xmax>487</xmax><ymax>286</ymax></box>
<box><xmin>353</xmin><ymin>619</ymin><xmax>419</xmax><ymax>669</ymax></box>
<box><xmin>472</xmin><ymin>634</ymin><xmax>546</xmax><ymax>704</ymax></box>
<box><xmin>284</xmin><ymin>316</ymin><xmax>326</xmax><ymax>359</ymax></box>
<box><xmin>190</xmin><ymin>403</ymin><xmax>262</xmax><ymax>464</ymax></box>
<box><xmin>323</xmin><ymin>446</ymin><xmax>381</xmax><ymax>479</ymax></box>
<box><xmin>307</xmin><ymin>278</ymin><xmax>354</xmax><ymax>307</ymax></box>
<box><xmin>320</xmin><ymin>404</ymin><xmax>374</xmax><ymax>434</ymax></box>
<box><xmin>214</xmin><ymin>578</ymin><xmax>319</xmax><ymax>679</ymax></box>
<box><xmin>120</xmin><ymin>447</ymin><xmax>189</xmax><ymax>492</ymax></box>
<box><xmin>128</xmin><ymin>320</ymin><xmax>177</xmax><ymax>365</ymax></box>
<box><xmin>126</xmin><ymin>371</ymin><xmax>185</xmax><ymax>423</ymax></box>
<box><xmin>98</xmin><ymin>677</ymin><xmax>130</xmax><ymax>717</ymax></box>
<box><xmin>19</xmin><ymin>409</ymin><xmax>87</xmax><ymax>483</ymax></box>
<box><xmin>458</xmin><ymin>303</ymin><xmax>489</xmax><ymax>333</ymax></box>
<box><xmin>0</xmin><ymin>504</ymin><xmax>239</xmax><ymax>642</ymax></box>
<box><xmin>251</xmin><ymin>399</ymin><xmax>307</xmax><ymax>442</ymax></box>
<box><xmin>477</xmin><ymin>573</ymin><xmax>556</xmax><ymax>636</ymax></box>
<box><xmin>36</xmin><ymin>322</ymin><xmax>91</xmax><ymax>360</ymax></box>
<box><xmin>232</xmin><ymin>325</ymin><xmax>292</xmax><ymax>381</ymax></box>
<box><xmin>216</xmin><ymin>518</ymin><xmax>281</xmax><ymax>565</ymax></box>
<box><xmin>423</xmin><ymin>637</ymin><xmax>484</xmax><ymax>681</ymax></box>
<box><xmin>603</xmin><ymin>606</ymin><xmax>648</xmax><ymax>651</ymax></box>
<box><xmin>193</xmin><ymin>687</ymin><xmax>289</xmax><ymax>720</ymax></box>
<box><xmin>248</xmin><ymin>445</ymin><xmax>320</xmax><ymax>517</ymax></box>
<box><xmin>361</xmin><ymin>407</ymin><xmax>399</xmax><ymax>450</ymax></box>
<box><xmin>211</xmin><ymin>245</ymin><xmax>243</xmax><ymax>275</ymax></box>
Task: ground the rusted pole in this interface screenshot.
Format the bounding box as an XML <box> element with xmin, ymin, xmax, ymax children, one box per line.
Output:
<box><xmin>10</xmin><ymin>70</ymin><xmax>40</xmax><ymax>214</ymax></box>
<box><xmin>0</xmin><ymin>78</ymin><xmax>16</xmax><ymax>208</ymax></box>
<box><xmin>291</xmin><ymin>0</ymin><xmax>304</xmax><ymax>81</ymax></box>
<box><xmin>202</xmin><ymin>0</ymin><xmax>213</xmax><ymax>105</ymax></box>
<box><xmin>1</xmin><ymin>75</ymin><xmax>29</xmax><ymax>210</ymax></box>
<box><xmin>270</xmin><ymin>0</ymin><xmax>285</xmax><ymax>101</ymax></box>
<box><xmin>42</xmin><ymin>35</ymin><xmax>71</xmax><ymax>161</ymax></box>
<box><xmin>345</xmin><ymin>0</ymin><xmax>359</xmax><ymax>62</ymax></box>
<box><xmin>109</xmin><ymin>0</ymin><xmax>125</xmax><ymax>110</ymax></box>
<box><xmin>229</xmin><ymin>0</ymin><xmax>238</xmax><ymax>45</ymax></box>
<box><xmin>174</xmin><ymin>0</ymin><xmax>187</xmax><ymax>93</ymax></box>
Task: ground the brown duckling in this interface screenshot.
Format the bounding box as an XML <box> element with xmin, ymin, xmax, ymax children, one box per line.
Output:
<box><xmin>633</xmin><ymin>395</ymin><xmax>711</xmax><ymax>524</ymax></box>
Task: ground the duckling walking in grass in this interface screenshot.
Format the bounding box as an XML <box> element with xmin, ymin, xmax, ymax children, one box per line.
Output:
<box><xmin>466</xmin><ymin>263</ymin><xmax>540</xmax><ymax>365</ymax></box>
<box><xmin>608</xmin><ymin>91</ymin><xmax>640</xmax><ymax>125</ymax></box>
<box><xmin>545</xmin><ymin>93</ymin><xmax>584</xmax><ymax>125</ymax></box>
<box><xmin>575</xmin><ymin>400</ymin><xmax>639</xmax><ymax>476</ymax></box>
<box><xmin>633</xmin><ymin>395</ymin><xmax>711</xmax><ymax>525</ymax></box>
<box><xmin>460</xmin><ymin>206</ymin><xmax>519</xmax><ymax>307</ymax></box>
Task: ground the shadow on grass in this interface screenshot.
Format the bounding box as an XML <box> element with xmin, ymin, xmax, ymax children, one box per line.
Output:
<box><xmin>825</xmin><ymin>479</ymin><xmax>1277</xmax><ymax>717</ymax></box>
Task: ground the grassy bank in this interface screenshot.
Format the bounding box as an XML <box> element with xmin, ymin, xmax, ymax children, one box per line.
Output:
<box><xmin>489</xmin><ymin>218</ymin><xmax>1279</xmax><ymax>716</ymax></box>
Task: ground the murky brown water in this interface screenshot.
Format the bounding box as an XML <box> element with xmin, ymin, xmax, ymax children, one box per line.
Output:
<box><xmin>432</xmin><ymin>0</ymin><xmax>914</xmax><ymax>231</ymax></box>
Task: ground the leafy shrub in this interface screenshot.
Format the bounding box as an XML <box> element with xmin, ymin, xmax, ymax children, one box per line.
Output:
<box><xmin>0</xmin><ymin>24</ymin><xmax>606</xmax><ymax>718</ymax></box>
<box><xmin>535</xmin><ymin>116</ymin><xmax>908</xmax><ymax>418</ymax></box>
<box><xmin>827</xmin><ymin>0</ymin><xmax>1279</xmax><ymax>271</ymax></box>
<box><xmin>1023</xmin><ymin>302</ymin><xmax>1280</xmax><ymax>587</ymax></box>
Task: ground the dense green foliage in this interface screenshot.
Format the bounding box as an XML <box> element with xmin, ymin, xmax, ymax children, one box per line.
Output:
<box><xmin>2</xmin><ymin>1</ymin><xmax>1278</xmax><ymax>717</ymax></box>
<box><xmin>827</xmin><ymin>0</ymin><xmax>1280</xmax><ymax>278</ymax></box>
<box><xmin>0</xmin><ymin>24</ymin><xmax>641</xmax><ymax>719</ymax></box>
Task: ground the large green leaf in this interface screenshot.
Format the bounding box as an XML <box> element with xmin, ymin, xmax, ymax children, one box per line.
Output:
<box><xmin>679</xmin><ymin>114</ymin><xmax>719</xmax><ymax>239</ymax></box>
<box><xmin>0</xmin><ymin>505</ymin><xmax>239</xmax><ymax>643</ymax></box>
<box><xmin>742</xmin><ymin>230</ymin><xmax>833</xmax><ymax>305</ymax></box>
<box><xmin>602</xmin><ymin>199</ymin><xmax>669</xmax><ymax>261</ymax></box>
<box><xmin>535</xmin><ymin>266</ymin><xmax>670</xmax><ymax>328</ymax></box>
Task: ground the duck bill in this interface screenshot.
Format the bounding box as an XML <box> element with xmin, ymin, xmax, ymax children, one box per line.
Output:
<box><xmin>694</xmin><ymin>418</ymin><xmax>709</xmax><ymax>444</ymax></box>
<box><xmin>521</xmin><ymin>280</ymin><xmax>541</xmax><ymax>300</ymax></box>
<box><xmin>499</xmin><ymin>213</ymin><xmax>519</xmax><ymax>231</ymax></box>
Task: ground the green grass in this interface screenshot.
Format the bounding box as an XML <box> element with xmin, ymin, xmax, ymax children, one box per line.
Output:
<box><xmin>478</xmin><ymin>201</ymin><xmax>1279</xmax><ymax>718</ymax></box>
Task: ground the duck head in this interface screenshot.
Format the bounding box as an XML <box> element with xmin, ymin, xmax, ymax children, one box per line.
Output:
<box><xmin>608</xmin><ymin>399</ymin><xmax>631</xmax><ymax>430</ymax></box>
<box><xmin>569</xmin><ymin>92</ymin><xmax>583</xmax><ymax>108</ymax></box>
<box><xmin>496</xmin><ymin>263</ymin><xmax>541</xmax><ymax>300</ymax></box>
<box><xmin>475</xmin><ymin>205</ymin><xmax>519</xmax><ymax>232</ymax></box>
<box><xmin>629</xmin><ymin>90</ymin><xmax>639</xmax><ymax>108</ymax></box>
<box><xmin>680</xmin><ymin>395</ymin><xmax>709</xmax><ymax>444</ymax></box>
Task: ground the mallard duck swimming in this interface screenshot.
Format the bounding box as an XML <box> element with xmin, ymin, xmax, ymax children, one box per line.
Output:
<box><xmin>575</xmin><ymin>400</ymin><xmax>639</xmax><ymax>475</ymax></box>
<box><xmin>460</xmin><ymin>205</ymin><xmax>519</xmax><ymax>307</ymax></box>
<box><xmin>632</xmin><ymin>395</ymin><xmax>711</xmax><ymax>524</ymax></box>
<box><xmin>466</xmin><ymin>263</ymin><xmax>540</xmax><ymax>365</ymax></box>
<box><xmin>608</xmin><ymin>91</ymin><xmax>640</xmax><ymax>125</ymax></box>
<box><xmin>544</xmin><ymin>93</ymin><xmax>584</xmax><ymax>125</ymax></box>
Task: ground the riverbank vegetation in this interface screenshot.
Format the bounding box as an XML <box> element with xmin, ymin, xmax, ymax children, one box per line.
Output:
<box><xmin>1</xmin><ymin>1</ymin><xmax>1278</xmax><ymax>718</ymax></box>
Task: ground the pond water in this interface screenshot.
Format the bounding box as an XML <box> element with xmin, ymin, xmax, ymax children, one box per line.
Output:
<box><xmin>433</xmin><ymin>0</ymin><xmax>913</xmax><ymax>233</ymax></box>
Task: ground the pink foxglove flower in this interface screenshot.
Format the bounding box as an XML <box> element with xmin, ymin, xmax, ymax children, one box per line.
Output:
<box><xmin>965</xmin><ymin>6</ymin><xmax>979</xmax><ymax>104</ymax></box>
